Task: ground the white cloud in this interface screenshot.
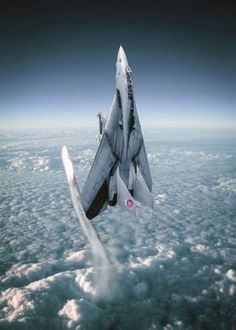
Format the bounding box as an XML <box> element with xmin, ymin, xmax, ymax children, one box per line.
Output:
<box><xmin>58</xmin><ymin>299</ymin><xmax>81</xmax><ymax>328</ymax></box>
<box><xmin>0</xmin><ymin>128</ymin><xmax>235</xmax><ymax>329</ymax></box>
<box><xmin>225</xmin><ymin>269</ymin><xmax>236</xmax><ymax>282</ymax></box>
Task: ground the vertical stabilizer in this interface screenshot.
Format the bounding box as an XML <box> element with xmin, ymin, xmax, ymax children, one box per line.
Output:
<box><xmin>133</xmin><ymin>174</ymin><xmax>155</xmax><ymax>209</ymax></box>
<box><xmin>117</xmin><ymin>169</ymin><xmax>137</xmax><ymax>216</ymax></box>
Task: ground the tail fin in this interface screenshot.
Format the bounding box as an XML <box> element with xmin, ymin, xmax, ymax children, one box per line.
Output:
<box><xmin>117</xmin><ymin>170</ymin><xmax>137</xmax><ymax>216</ymax></box>
<box><xmin>133</xmin><ymin>174</ymin><xmax>154</xmax><ymax>209</ymax></box>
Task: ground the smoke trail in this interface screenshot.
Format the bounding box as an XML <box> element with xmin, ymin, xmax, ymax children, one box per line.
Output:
<box><xmin>61</xmin><ymin>146</ymin><xmax>117</xmax><ymax>299</ymax></box>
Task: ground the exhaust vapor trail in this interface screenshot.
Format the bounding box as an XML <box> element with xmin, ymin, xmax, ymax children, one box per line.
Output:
<box><xmin>61</xmin><ymin>146</ymin><xmax>116</xmax><ymax>298</ymax></box>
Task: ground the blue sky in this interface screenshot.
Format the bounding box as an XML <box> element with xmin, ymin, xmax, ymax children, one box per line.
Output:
<box><xmin>0</xmin><ymin>1</ymin><xmax>235</xmax><ymax>129</ymax></box>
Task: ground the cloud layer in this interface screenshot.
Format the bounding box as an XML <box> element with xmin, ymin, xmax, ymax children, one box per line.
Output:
<box><xmin>0</xmin><ymin>128</ymin><xmax>236</xmax><ymax>329</ymax></box>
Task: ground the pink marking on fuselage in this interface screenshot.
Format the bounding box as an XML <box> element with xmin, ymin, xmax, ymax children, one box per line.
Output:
<box><xmin>126</xmin><ymin>199</ymin><xmax>134</xmax><ymax>208</ymax></box>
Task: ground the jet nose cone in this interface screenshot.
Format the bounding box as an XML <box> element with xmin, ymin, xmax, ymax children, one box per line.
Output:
<box><xmin>117</xmin><ymin>45</ymin><xmax>128</xmax><ymax>66</ymax></box>
<box><xmin>118</xmin><ymin>45</ymin><xmax>125</xmax><ymax>55</ymax></box>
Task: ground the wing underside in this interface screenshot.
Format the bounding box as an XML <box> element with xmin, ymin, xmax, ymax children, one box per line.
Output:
<box><xmin>81</xmin><ymin>133</ymin><xmax>118</xmax><ymax>219</ymax></box>
<box><xmin>81</xmin><ymin>92</ymin><xmax>122</xmax><ymax>219</ymax></box>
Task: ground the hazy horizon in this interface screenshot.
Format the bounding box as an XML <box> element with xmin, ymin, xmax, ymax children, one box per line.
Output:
<box><xmin>1</xmin><ymin>116</ymin><xmax>236</xmax><ymax>130</ymax></box>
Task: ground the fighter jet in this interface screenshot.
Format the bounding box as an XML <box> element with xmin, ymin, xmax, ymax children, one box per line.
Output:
<box><xmin>62</xmin><ymin>46</ymin><xmax>154</xmax><ymax>220</ymax></box>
